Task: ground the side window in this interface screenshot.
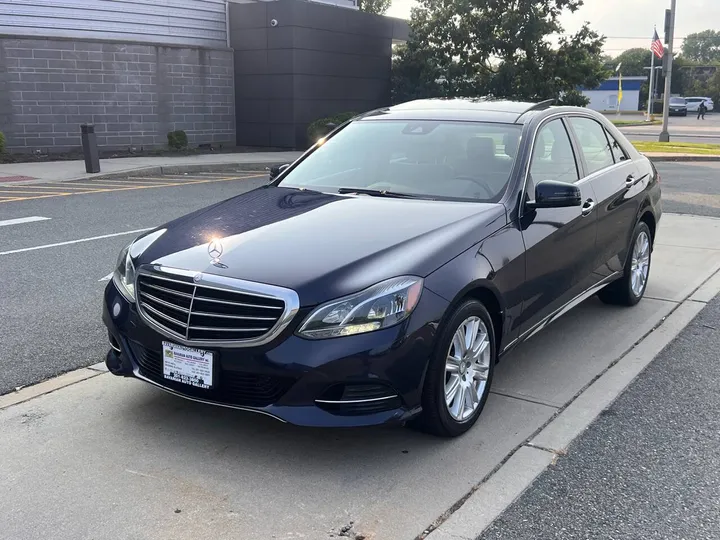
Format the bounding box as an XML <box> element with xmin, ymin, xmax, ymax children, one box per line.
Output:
<box><xmin>529</xmin><ymin>119</ymin><xmax>579</xmax><ymax>188</ymax></box>
<box><xmin>605</xmin><ymin>129</ymin><xmax>629</xmax><ymax>163</ymax></box>
<box><xmin>568</xmin><ymin>117</ymin><xmax>615</xmax><ymax>175</ymax></box>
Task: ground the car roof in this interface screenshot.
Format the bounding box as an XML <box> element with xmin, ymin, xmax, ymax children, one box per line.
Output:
<box><xmin>359</xmin><ymin>98</ymin><xmax>556</xmax><ymax>124</ymax></box>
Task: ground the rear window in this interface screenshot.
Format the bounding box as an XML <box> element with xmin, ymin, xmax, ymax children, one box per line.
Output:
<box><xmin>279</xmin><ymin>120</ymin><xmax>524</xmax><ymax>202</ymax></box>
<box><xmin>670</xmin><ymin>98</ymin><xmax>686</xmax><ymax>105</ymax></box>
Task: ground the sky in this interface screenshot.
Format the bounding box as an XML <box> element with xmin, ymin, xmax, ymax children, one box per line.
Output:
<box><xmin>386</xmin><ymin>0</ymin><xmax>720</xmax><ymax>56</ymax></box>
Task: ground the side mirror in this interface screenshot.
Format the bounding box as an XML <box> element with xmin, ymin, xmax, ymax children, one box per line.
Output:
<box><xmin>527</xmin><ymin>180</ymin><xmax>582</xmax><ymax>209</ymax></box>
<box><xmin>267</xmin><ymin>163</ymin><xmax>290</xmax><ymax>180</ymax></box>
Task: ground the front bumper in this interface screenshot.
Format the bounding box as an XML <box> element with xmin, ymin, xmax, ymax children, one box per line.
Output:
<box><xmin>102</xmin><ymin>280</ymin><xmax>448</xmax><ymax>427</ymax></box>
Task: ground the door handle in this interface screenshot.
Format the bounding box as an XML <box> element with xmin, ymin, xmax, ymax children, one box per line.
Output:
<box><xmin>625</xmin><ymin>174</ymin><xmax>636</xmax><ymax>188</ymax></box>
<box><xmin>581</xmin><ymin>198</ymin><xmax>595</xmax><ymax>216</ymax></box>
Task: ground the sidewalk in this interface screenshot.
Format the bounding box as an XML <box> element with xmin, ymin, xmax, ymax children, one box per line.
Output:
<box><xmin>479</xmin><ymin>295</ymin><xmax>720</xmax><ymax>540</ymax></box>
<box><xmin>0</xmin><ymin>151</ymin><xmax>303</xmax><ymax>184</ymax></box>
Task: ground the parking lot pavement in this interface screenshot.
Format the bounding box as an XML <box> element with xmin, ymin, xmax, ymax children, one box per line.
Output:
<box><xmin>0</xmin><ymin>173</ymin><xmax>269</xmax><ymax>394</ymax></box>
<box><xmin>655</xmin><ymin>161</ymin><xmax>720</xmax><ymax>218</ymax></box>
<box><xmin>1</xmin><ymin>208</ymin><xmax>719</xmax><ymax>540</ymax></box>
<box><xmin>478</xmin><ymin>294</ymin><xmax>720</xmax><ymax>540</ymax></box>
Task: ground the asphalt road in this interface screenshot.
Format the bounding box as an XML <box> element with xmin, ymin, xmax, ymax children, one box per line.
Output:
<box><xmin>0</xmin><ymin>163</ymin><xmax>716</xmax><ymax>395</ymax></box>
<box><xmin>655</xmin><ymin>161</ymin><xmax>720</xmax><ymax>218</ymax></box>
<box><xmin>618</xmin><ymin>112</ymin><xmax>720</xmax><ymax>144</ymax></box>
<box><xmin>0</xmin><ymin>173</ymin><xmax>268</xmax><ymax>395</ymax></box>
<box><xmin>479</xmin><ymin>295</ymin><xmax>720</xmax><ymax>540</ymax></box>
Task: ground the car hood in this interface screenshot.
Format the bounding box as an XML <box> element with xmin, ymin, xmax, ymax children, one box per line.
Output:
<box><xmin>135</xmin><ymin>186</ymin><xmax>506</xmax><ymax>306</ymax></box>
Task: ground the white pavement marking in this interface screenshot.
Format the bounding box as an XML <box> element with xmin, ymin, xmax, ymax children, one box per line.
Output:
<box><xmin>0</xmin><ymin>216</ymin><xmax>50</xmax><ymax>227</ymax></box>
<box><xmin>0</xmin><ymin>227</ymin><xmax>152</xmax><ymax>256</ymax></box>
<box><xmin>99</xmin><ymin>273</ymin><xmax>113</xmax><ymax>282</ymax></box>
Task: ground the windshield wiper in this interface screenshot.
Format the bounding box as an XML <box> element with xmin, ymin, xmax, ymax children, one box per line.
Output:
<box><xmin>336</xmin><ymin>187</ymin><xmax>430</xmax><ymax>200</ymax></box>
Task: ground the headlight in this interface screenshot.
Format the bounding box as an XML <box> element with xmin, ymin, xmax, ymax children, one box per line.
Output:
<box><xmin>297</xmin><ymin>276</ymin><xmax>423</xmax><ymax>339</ymax></box>
<box><xmin>111</xmin><ymin>229</ymin><xmax>165</xmax><ymax>303</ymax></box>
<box><xmin>112</xmin><ymin>244</ymin><xmax>136</xmax><ymax>302</ymax></box>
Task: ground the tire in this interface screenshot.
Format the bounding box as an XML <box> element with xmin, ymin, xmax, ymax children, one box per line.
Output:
<box><xmin>598</xmin><ymin>221</ymin><xmax>652</xmax><ymax>306</ymax></box>
<box><xmin>414</xmin><ymin>299</ymin><xmax>496</xmax><ymax>437</ymax></box>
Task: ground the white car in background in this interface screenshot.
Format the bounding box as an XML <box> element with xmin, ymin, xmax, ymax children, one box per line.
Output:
<box><xmin>684</xmin><ymin>97</ymin><xmax>714</xmax><ymax>112</ymax></box>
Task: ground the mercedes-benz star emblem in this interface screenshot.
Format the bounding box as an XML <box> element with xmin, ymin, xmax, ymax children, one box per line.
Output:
<box><xmin>208</xmin><ymin>239</ymin><xmax>223</xmax><ymax>261</ymax></box>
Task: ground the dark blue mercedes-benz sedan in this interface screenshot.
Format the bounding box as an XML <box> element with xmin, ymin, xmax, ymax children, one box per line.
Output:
<box><xmin>103</xmin><ymin>98</ymin><xmax>662</xmax><ymax>437</ymax></box>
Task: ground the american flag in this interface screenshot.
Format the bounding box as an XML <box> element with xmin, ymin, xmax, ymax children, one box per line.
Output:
<box><xmin>651</xmin><ymin>29</ymin><xmax>665</xmax><ymax>59</ymax></box>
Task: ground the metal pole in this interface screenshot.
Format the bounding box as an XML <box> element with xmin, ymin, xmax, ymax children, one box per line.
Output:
<box><xmin>647</xmin><ymin>53</ymin><xmax>655</xmax><ymax>121</ymax></box>
<box><xmin>80</xmin><ymin>124</ymin><xmax>100</xmax><ymax>173</ymax></box>
<box><xmin>659</xmin><ymin>0</ymin><xmax>676</xmax><ymax>142</ymax></box>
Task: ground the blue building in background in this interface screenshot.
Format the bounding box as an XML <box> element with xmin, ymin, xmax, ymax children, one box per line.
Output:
<box><xmin>579</xmin><ymin>76</ymin><xmax>647</xmax><ymax>112</ymax></box>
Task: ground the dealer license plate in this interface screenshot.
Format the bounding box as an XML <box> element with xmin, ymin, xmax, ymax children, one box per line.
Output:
<box><xmin>162</xmin><ymin>341</ymin><xmax>214</xmax><ymax>389</ymax></box>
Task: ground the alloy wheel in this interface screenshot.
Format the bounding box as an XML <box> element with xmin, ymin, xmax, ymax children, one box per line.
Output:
<box><xmin>631</xmin><ymin>231</ymin><xmax>651</xmax><ymax>297</ymax></box>
<box><xmin>444</xmin><ymin>316</ymin><xmax>491</xmax><ymax>421</ymax></box>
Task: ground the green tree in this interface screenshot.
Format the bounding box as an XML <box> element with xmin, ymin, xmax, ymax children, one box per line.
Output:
<box><xmin>358</xmin><ymin>0</ymin><xmax>391</xmax><ymax>15</ymax></box>
<box><xmin>612</xmin><ymin>48</ymin><xmax>654</xmax><ymax>76</ymax></box>
<box><xmin>392</xmin><ymin>0</ymin><xmax>608</xmax><ymax>104</ymax></box>
<box><xmin>391</xmin><ymin>42</ymin><xmax>445</xmax><ymax>103</ymax></box>
<box><xmin>681</xmin><ymin>30</ymin><xmax>720</xmax><ymax>63</ymax></box>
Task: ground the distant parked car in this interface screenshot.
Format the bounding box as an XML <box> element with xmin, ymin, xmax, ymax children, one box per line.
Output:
<box><xmin>684</xmin><ymin>97</ymin><xmax>714</xmax><ymax>113</ymax></box>
<box><xmin>668</xmin><ymin>97</ymin><xmax>688</xmax><ymax>116</ymax></box>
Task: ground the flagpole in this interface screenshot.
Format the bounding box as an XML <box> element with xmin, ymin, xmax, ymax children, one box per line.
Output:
<box><xmin>647</xmin><ymin>50</ymin><xmax>655</xmax><ymax>121</ymax></box>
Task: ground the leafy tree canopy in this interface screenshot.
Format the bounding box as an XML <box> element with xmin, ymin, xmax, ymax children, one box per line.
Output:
<box><xmin>681</xmin><ymin>30</ymin><xmax>720</xmax><ymax>64</ymax></box>
<box><xmin>607</xmin><ymin>48</ymin><xmax>654</xmax><ymax>76</ymax></box>
<box><xmin>392</xmin><ymin>0</ymin><xmax>608</xmax><ymax>105</ymax></box>
<box><xmin>358</xmin><ymin>0</ymin><xmax>391</xmax><ymax>15</ymax></box>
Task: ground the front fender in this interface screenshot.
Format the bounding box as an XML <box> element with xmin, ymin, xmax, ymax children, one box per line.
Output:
<box><xmin>423</xmin><ymin>223</ymin><xmax>526</xmax><ymax>353</ymax></box>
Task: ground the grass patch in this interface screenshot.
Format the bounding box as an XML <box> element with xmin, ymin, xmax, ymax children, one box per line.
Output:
<box><xmin>632</xmin><ymin>141</ymin><xmax>720</xmax><ymax>155</ymax></box>
<box><xmin>612</xmin><ymin>119</ymin><xmax>661</xmax><ymax>126</ymax></box>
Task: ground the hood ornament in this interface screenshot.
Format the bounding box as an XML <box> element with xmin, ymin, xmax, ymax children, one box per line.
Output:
<box><xmin>208</xmin><ymin>239</ymin><xmax>228</xmax><ymax>269</ymax></box>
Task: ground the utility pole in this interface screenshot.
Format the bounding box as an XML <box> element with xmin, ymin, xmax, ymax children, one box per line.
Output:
<box><xmin>659</xmin><ymin>0</ymin><xmax>676</xmax><ymax>142</ymax></box>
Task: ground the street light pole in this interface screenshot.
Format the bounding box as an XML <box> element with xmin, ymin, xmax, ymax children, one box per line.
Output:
<box><xmin>659</xmin><ymin>0</ymin><xmax>676</xmax><ymax>142</ymax></box>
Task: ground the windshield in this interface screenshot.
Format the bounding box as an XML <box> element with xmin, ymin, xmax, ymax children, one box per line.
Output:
<box><xmin>278</xmin><ymin>120</ymin><xmax>523</xmax><ymax>202</ymax></box>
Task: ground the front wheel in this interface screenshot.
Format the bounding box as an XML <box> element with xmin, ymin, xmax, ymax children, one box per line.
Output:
<box><xmin>414</xmin><ymin>300</ymin><xmax>495</xmax><ymax>437</ymax></box>
<box><xmin>599</xmin><ymin>221</ymin><xmax>652</xmax><ymax>306</ymax></box>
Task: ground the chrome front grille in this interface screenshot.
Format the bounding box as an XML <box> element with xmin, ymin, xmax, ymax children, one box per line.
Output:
<box><xmin>135</xmin><ymin>267</ymin><xmax>300</xmax><ymax>347</ymax></box>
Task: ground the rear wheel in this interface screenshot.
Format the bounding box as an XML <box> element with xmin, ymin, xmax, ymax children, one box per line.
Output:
<box><xmin>414</xmin><ymin>300</ymin><xmax>495</xmax><ymax>437</ymax></box>
<box><xmin>599</xmin><ymin>221</ymin><xmax>652</xmax><ymax>306</ymax></box>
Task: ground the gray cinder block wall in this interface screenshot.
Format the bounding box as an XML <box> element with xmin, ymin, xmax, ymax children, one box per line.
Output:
<box><xmin>229</xmin><ymin>0</ymin><xmax>403</xmax><ymax>150</ymax></box>
<box><xmin>0</xmin><ymin>38</ymin><xmax>235</xmax><ymax>152</ymax></box>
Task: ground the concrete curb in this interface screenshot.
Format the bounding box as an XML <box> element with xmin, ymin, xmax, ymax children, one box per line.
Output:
<box><xmin>66</xmin><ymin>161</ymin><xmax>278</xmax><ymax>182</ymax></box>
<box><xmin>425</xmin><ymin>266</ymin><xmax>720</xmax><ymax>540</ymax></box>
<box><xmin>0</xmin><ymin>161</ymin><xmax>288</xmax><ymax>187</ymax></box>
<box><xmin>0</xmin><ymin>368</ymin><xmax>105</xmax><ymax>410</ymax></box>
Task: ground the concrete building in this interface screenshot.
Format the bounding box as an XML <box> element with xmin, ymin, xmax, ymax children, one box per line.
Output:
<box><xmin>0</xmin><ymin>0</ymin><xmax>407</xmax><ymax>152</ymax></box>
<box><xmin>579</xmin><ymin>76</ymin><xmax>646</xmax><ymax>113</ymax></box>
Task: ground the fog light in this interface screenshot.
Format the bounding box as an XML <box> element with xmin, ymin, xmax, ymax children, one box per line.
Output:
<box><xmin>112</xmin><ymin>301</ymin><xmax>122</xmax><ymax>318</ymax></box>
